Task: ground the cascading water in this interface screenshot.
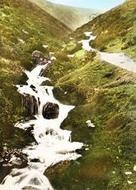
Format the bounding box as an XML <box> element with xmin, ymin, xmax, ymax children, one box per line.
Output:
<box><xmin>0</xmin><ymin>59</ymin><xmax>83</xmax><ymax>190</ymax></box>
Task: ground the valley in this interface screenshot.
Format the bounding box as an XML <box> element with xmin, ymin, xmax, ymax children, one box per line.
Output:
<box><xmin>0</xmin><ymin>0</ymin><xmax>136</xmax><ymax>189</ymax></box>
<box><xmin>29</xmin><ymin>0</ymin><xmax>99</xmax><ymax>30</ymax></box>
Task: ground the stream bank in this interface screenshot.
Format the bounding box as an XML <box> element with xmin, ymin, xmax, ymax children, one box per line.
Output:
<box><xmin>0</xmin><ymin>52</ymin><xmax>83</xmax><ymax>190</ymax></box>
<box><xmin>44</xmin><ymin>33</ymin><xmax>136</xmax><ymax>190</ymax></box>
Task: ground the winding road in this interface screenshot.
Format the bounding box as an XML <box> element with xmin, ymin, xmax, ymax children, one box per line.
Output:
<box><xmin>1</xmin><ymin>31</ymin><xmax>136</xmax><ymax>190</ymax></box>
<box><xmin>80</xmin><ymin>32</ymin><xmax>136</xmax><ymax>73</ymax></box>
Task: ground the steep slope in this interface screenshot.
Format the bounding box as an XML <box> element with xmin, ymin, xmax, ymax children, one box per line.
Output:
<box><xmin>74</xmin><ymin>0</ymin><xmax>136</xmax><ymax>60</ymax></box>
<box><xmin>0</xmin><ymin>0</ymin><xmax>70</xmax><ymax>148</ymax></box>
<box><xmin>1</xmin><ymin>0</ymin><xmax>136</xmax><ymax>189</ymax></box>
<box><xmin>43</xmin><ymin>1</ymin><xmax>136</xmax><ymax>189</ymax></box>
<box><xmin>29</xmin><ymin>0</ymin><xmax>99</xmax><ymax>30</ymax></box>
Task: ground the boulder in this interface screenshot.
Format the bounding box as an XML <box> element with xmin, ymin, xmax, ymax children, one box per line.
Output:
<box><xmin>0</xmin><ymin>149</ymin><xmax>28</xmax><ymax>183</ymax></box>
<box><xmin>42</xmin><ymin>102</ymin><xmax>59</xmax><ymax>119</ymax></box>
<box><xmin>0</xmin><ymin>149</ymin><xmax>28</xmax><ymax>168</ymax></box>
<box><xmin>32</xmin><ymin>50</ymin><xmax>50</xmax><ymax>65</ymax></box>
<box><xmin>22</xmin><ymin>95</ymin><xmax>38</xmax><ymax>115</ymax></box>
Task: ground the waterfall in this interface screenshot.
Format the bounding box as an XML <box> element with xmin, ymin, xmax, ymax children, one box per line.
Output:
<box><xmin>0</xmin><ymin>59</ymin><xmax>83</xmax><ymax>190</ymax></box>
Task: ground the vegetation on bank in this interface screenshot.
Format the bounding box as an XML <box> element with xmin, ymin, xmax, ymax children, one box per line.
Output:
<box><xmin>1</xmin><ymin>0</ymin><xmax>136</xmax><ymax>189</ymax></box>
<box><xmin>45</xmin><ymin>1</ymin><xmax>136</xmax><ymax>188</ymax></box>
<box><xmin>0</xmin><ymin>0</ymin><xmax>70</xmax><ymax>148</ymax></box>
<box><xmin>46</xmin><ymin>47</ymin><xmax>136</xmax><ymax>190</ymax></box>
<box><xmin>73</xmin><ymin>0</ymin><xmax>136</xmax><ymax>60</ymax></box>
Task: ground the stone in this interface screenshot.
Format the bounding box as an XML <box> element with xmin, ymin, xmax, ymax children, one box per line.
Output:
<box><xmin>42</xmin><ymin>102</ymin><xmax>59</xmax><ymax>119</ymax></box>
<box><xmin>0</xmin><ymin>148</ymin><xmax>28</xmax><ymax>173</ymax></box>
<box><xmin>133</xmin><ymin>165</ymin><xmax>136</xmax><ymax>171</ymax></box>
<box><xmin>22</xmin><ymin>95</ymin><xmax>38</xmax><ymax>115</ymax></box>
<box><xmin>86</xmin><ymin>120</ymin><xmax>95</xmax><ymax>128</ymax></box>
<box><xmin>32</xmin><ymin>50</ymin><xmax>50</xmax><ymax>65</ymax></box>
<box><xmin>125</xmin><ymin>171</ymin><xmax>132</xmax><ymax>175</ymax></box>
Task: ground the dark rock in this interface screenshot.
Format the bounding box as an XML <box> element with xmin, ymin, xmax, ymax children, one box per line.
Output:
<box><xmin>42</xmin><ymin>80</ymin><xmax>53</xmax><ymax>86</ymax></box>
<box><xmin>30</xmin><ymin>158</ymin><xmax>40</xmax><ymax>162</ymax></box>
<box><xmin>32</xmin><ymin>50</ymin><xmax>44</xmax><ymax>62</ymax></box>
<box><xmin>30</xmin><ymin>85</ymin><xmax>36</xmax><ymax>90</ymax></box>
<box><xmin>32</xmin><ymin>50</ymin><xmax>51</xmax><ymax>65</ymax></box>
<box><xmin>30</xmin><ymin>85</ymin><xmax>37</xmax><ymax>93</ymax></box>
<box><xmin>38</xmin><ymin>97</ymin><xmax>41</xmax><ymax>106</ymax></box>
<box><xmin>121</xmin><ymin>43</ymin><xmax>129</xmax><ymax>50</ymax></box>
<box><xmin>42</xmin><ymin>102</ymin><xmax>59</xmax><ymax>119</ymax></box>
<box><xmin>22</xmin><ymin>186</ymin><xmax>38</xmax><ymax>190</ymax></box>
<box><xmin>0</xmin><ymin>149</ymin><xmax>28</xmax><ymax>168</ymax></box>
<box><xmin>104</xmin><ymin>71</ymin><xmax>114</xmax><ymax>78</ymax></box>
<box><xmin>26</xmin><ymin>126</ymin><xmax>34</xmax><ymax>134</ymax></box>
<box><xmin>22</xmin><ymin>95</ymin><xmax>38</xmax><ymax>115</ymax></box>
<box><xmin>0</xmin><ymin>149</ymin><xmax>28</xmax><ymax>182</ymax></box>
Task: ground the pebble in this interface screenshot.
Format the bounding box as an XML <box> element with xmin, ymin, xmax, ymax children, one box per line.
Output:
<box><xmin>127</xmin><ymin>180</ymin><xmax>133</xmax><ymax>185</ymax></box>
<box><xmin>133</xmin><ymin>165</ymin><xmax>136</xmax><ymax>172</ymax></box>
<box><xmin>51</xmin><ymin>56</ymin><xmax>56</xmax><ymax>60</ymax></box>
<box><xmin>42</xmin><ymin>44</ymin><xmax>48</xmax><ymax>49</ymax></box>
<box><xmin>22</xmin><ymin>29</ymin><xmax>29</xmax><ymax>34</ymax></box>
<box><xmin>125</xmin><ymin>171</ymin><xmax>132</xmax><ymax>175</ymax></box>
<box><xmin>86</xmin><ymin>120</ymin><xmax>95</xmax><ymax>128</ymax></box>
<box><xmin>67</xmin><ymin>54</ymin><xmax>74</xmax><ymax>58</ymax></box>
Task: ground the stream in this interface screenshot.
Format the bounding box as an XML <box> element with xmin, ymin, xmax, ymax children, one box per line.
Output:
<box><xmin>80</xmin><ymin>32</ymin><xmax>136</xmax><ymax>72</ymax></box>
<box><xmin>0</xmin><ymin>60</ymin><xmax>83</xmax><ymax>189</ymax></box>
<box><xmin>1</xmin><ymin>31</ymin><xmax>135</xmax><ymax>190</ymax></box>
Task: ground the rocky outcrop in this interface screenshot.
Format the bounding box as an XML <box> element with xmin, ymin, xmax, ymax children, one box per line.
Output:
<box><xmin>42</xmin><ymin>102</ymin><xmax>59</xmax><ymax>119</ymax></box>
<box><xmin>22</xmin><ymin>95</ymin><xmax>38</xmax><ymax>115</ymax></box>
<box><xmin>0</xmin><ymin>148</ymin><xmax>28</xmax><ymax>182</ymax></box>
<box><xmin>32</xmin><ymin>50</ymin><xmax>51</xmax><ymax>65</ymax></box>
<box><xmin>0</xmin><ymin>149</ymin><xmax>28</xmax><ymax>168</ymax></box>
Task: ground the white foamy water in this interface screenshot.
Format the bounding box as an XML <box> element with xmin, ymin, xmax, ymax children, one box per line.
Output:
<box><xmin>80</xmin><ymin>32</ymin><xmax>136</xmax><ymax>73</ymax></box>
<box><xmin>79</xmin><ymin>32</ymin><xmax>96</xmax><ymax>52</ymax></box>
<box><xmin>0</xmin><ymin>62</ymin><xmax>83</xmax><ymax>190</ymax></box>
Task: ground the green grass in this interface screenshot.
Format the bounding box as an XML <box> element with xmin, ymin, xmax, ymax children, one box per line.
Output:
<box><xmin>0</xmin><ymin>0</ymin><xmax>70</xmax><ymax>148</ymax></box>
<box><xmin>47</xmin><ymin>53</ymin><xmax>136</xmax><ymax>189</ymax></box>
<box><xmin>72</xmin><ymin>0</ymin><xmax>136</xmax><ymax>60</ymax></box>
<box><xmin>29</xmin><ymin>0</ymin><xmax>99</xmax><ymax>30</ymax></box>
<box><xmin>1</xmin><ymin>0</ymin><xmax>136</xmax><ymax>189</ymax></box>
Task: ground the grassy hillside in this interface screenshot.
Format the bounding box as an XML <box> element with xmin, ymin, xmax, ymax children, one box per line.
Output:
<box><xmin>29</xmin><ymin>0</ymin><xmax>99</xmax><ymax>30</ymax></box>
<box><xmin>44</xmin><ymin>1</ymin><xmax>136</xmax><ymax>189</ymax></box>
<box><xmin>47</xmin><ymin>56</ymin><xmax>136</xmax><ymax>190</ymax></box>
<box><xmin>73</xmin><ymin>0</ymin><xmax>136</xmax><ymax>60</ymax></box>
<box><xmin>1</xmin><ymin>0</ymin><xmax>136</xmax><ymax>189</ymax></box>
<box><xmin>0</xmin><ymin>0</ymin><xmax>70</xmax><ymax>148</ymax></box>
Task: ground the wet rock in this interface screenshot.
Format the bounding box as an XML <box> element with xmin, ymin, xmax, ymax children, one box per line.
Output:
<box><xmin>0</xmin><ymin>149</ymin><xmax>28</xmax><ymax>182</ymax></box>
<box><xmin>30</xmin><ymin>85</ymin><xmax>36</xmax><ymax>91</ymax></box>
<box><xmin>42</xmin><ymin>102</ymin><xmax>59</xmax><ymax>119</ymax></box>
<box><xmin>86</xmin><ymin>120</ymin><xmax>95</xmax><ymax>128</ymax></box>
<box><xmin>30</xmin><ymin>158</ymin><xmax>40</xmax><ymax>163</ymax></box>
<box><xmin>103</xmin><ymin>71</ymin><xmax>114</xmax><ymax>78</ymax></box>
<box><xmin>32</xmin><ymin>50</ymin><xmax>50</xmax><ymax>65</ymax></box>
<box><xmin>38</xmin><ymin>97</ymin><xmax>41</xmax><ymax>106</ymax></box>
<box><xmin>26</xmin><ymin>125</ymin><xmax>34</xmax><ymax>134</ymax></box>
<box><xmin>0</xmin><ymin>149</ymin><xmax>28</xmax><ymax>168</ymax></box>
<box><xmin>22</xmin><ymin>95</ymin><xmax>38</xmax><ymax>115</ymax></box>
<box><xmin>30</xmin><ymin>86</ymin><xmax>38</xmax><ymax>93</ymax></box>
<box><xmin>22</xmin><ymin>186</ymin><xmax>39</xmax><ymax>190</ymax></box>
